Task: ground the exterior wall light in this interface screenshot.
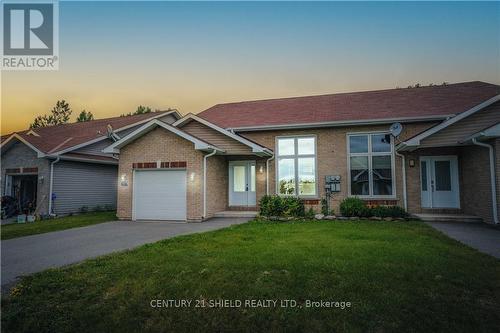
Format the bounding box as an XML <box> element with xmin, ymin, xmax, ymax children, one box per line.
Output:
<box><xmin>120</xmin><ymin>174</ymin><xmax>128</xmax><ymax>186</ymax></box>
<box><xmin>259</xmin><ymin>165</ymin><xmax>264</xmax><ymax>173</ymax></box>
<box><xmin>408</xmin><ymin>159</ymin><xmax>416</xmax><ymax>167</ymax></box>
<box><xmin>190</xmin><ymin>172</ymin><xmax>195</xmax><ymax>181</ymax></box>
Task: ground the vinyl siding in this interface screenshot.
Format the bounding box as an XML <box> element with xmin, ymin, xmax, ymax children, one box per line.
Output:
<box><xmin>74</xmin><ymin>138</ymin><xmax>114</xmax><ymax>156</ymax></box>
<box><xmin>181</xmin><ymin>120</ymin><xmax>253</xmax><ymax>154</ymax></box>
<box><xmin>157</xmin><ymin>113</ymin><xmax>178</xmax><ymax>125</ymax></box>
<box><xmin>421</xmin><ymin>101</ymin><xmax>500</xmax><ymax>147</ymax></box>
<box><xmin>52</xmin><ymin>161</ymin><xmax>117</xmax><ymax>214</ymax></box>
<box><xmin>0</xmin><ymin>141</ymin><xmax>51</xmax><ymax>214</ymax></box>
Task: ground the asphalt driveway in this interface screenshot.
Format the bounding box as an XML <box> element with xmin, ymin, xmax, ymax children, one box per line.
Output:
<box><xmin>1</xmin><ymin>218</ymin><xmax>250</xmax><ymax>288</ymax></box>
<box><xmin>427</xmin><ymin>222</ymin><xmax>500</xmax><ymax>259</ymax></box>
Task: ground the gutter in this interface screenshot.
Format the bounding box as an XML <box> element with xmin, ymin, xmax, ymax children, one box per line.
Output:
<box><xmin>266</xmin><ymin>153</ymin><xmax>275</xmax><ymax>195</ymax></box>
<box><xmin>203</xmin><ymin>149</ymin><xmax>217</xmax><ymax>219</ymax></box>
<box><xmin>395</xmin><ymin>151</ymin><xmax>407</xmax><ymax>211</ymax></box>
<box><xmin>472</xmin><ymin>138</ymin><xmax>499</xmax><ymax>224</ymax></box>
<box><xmin>230</xmin><ymin>115</ymin><xmax>450</xmax><ymax>132</ymax></box>
<box><xmin>48</xmin><ymin>156</ymin><xmax>61</xmax><ymax>215</ymax></box>
<box><xmin>57</xmin><ymin>157</ymin><xmax>118</xmax><ymax>165</ymax></box>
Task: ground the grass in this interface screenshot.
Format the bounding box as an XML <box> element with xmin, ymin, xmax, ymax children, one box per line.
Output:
<box><xmin>1</xmin><ymin>211</ymin><xmax>116</xmax><ymax>240</ymax></box>
<box><xmin>2</xmin><ymin>219</ymin><xmax>499</xmax><ymax>332</ymax></box>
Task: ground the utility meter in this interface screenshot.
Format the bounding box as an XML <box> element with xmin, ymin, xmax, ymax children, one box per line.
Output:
<box><xmin>325</xmin><ymin>175</ymin><xmax>341</xmax><ymax>193</ymax></box>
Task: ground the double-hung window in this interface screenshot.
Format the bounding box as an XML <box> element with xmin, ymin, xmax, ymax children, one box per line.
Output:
<box><xmin>348</xmin><ymin>133</ymin><xmax>394</xmax><ymax>197</ymax></box>
<box><xmin>276</xmin><ymin>136</ymin><xmax>317</xmax><ymax>196</ymax></box>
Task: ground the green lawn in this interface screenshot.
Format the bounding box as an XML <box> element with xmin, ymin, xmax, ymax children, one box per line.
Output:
<box><xmin>2</xmin><ymin>220</ymin><xmax>499</xmax><ymax>332</ymax></box>
<box><xmin>1</xmin><ymin>211</ymin><xmax>116</xmax><ymax>240</ymax></box>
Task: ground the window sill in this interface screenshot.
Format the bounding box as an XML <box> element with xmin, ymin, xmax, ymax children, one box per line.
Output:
<box><xmin>277</xmin><ymin>194</ymin><xmax>319</xmax><ymax>199</ymax></box>
<box><xmin>348</xmin><ymin>195</ymin><xmax>397</xmax><ymax>200</ymax></box>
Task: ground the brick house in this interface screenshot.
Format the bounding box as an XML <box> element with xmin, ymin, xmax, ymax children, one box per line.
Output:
<box><xmin>105</xmin><ymin>81</ymin><xmax>500</xmax><ymax>224</ymax></box>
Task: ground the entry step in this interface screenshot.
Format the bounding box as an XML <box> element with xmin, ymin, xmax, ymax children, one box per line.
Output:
<box><xmin>214</xmin><ymin>211</ymin><xmax>259</xmax><ymax>218</ymax></box>
<box><xmin>414</xmin><ymin>214</ymin><xmax>483</xmax><ymax>223</ymax></box>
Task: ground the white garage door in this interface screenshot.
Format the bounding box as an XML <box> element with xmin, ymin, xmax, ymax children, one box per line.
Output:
<box><xmin>133</xmin><ymin>170</ymin><xmax>187</xmax><ymax>221</ymax></box>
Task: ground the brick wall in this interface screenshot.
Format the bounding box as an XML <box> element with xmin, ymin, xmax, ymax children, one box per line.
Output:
<box><xmin>205</xmin><ymin>155</ymin><xmax>228</xmax><ymax>218</ymax></box>
<box><xmin>241</xmin><ymin>122</ymin><xmax>436</xmax><ymax>214</ymax></box>
<box><xmin>117</xmin><ymin>127</ymin><xmax>204</xmax><ymax>221</ymax></box>
<box><xmin>460</xmin><ymin>145</ymin><xmax>493</xmax><ymax>223</ymax></box>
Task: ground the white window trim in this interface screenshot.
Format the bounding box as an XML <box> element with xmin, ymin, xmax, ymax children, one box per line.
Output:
<box><xmin>346</xmin><ymin>131</ymin><xmax>396</xmax><ymax>199</ymax></box>
<box><xmin>275</xmin><ymin>135</ymin><xmax>318</xmax><ymax>198</ymax></box>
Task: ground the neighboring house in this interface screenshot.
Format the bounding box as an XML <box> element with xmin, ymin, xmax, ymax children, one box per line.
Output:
<box><xmin>1</xmin><ymin>110</ymin><xmax>180</xmax><ymax>216</ymax></box>
<box><xmin>105</xmin><ymin>81</ymin><xmax>500</xmax><ymax>224</ymax></box>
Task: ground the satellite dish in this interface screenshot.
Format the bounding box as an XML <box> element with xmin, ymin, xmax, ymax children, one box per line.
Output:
<box><xmin>389</xmin><ymin>122</ymin><xmax>403</xmax><ymax>137</ymax></box>
<box><xmin>106</xmin><ymin>124</ymin><xmax>121</xmax><ymax>142</ymax></box>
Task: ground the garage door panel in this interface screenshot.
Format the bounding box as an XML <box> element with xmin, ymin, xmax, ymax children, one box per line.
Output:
<box><xmin>133</xmin><ymin>170</ymin><xmax>187</xmax><ymax>220</ymax></box>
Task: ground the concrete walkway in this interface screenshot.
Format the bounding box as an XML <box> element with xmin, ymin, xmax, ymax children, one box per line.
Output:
<box><xmin>1</xmin><ymin>218</ymin><xmax>250</xmax><ymax>288</ymax></box>
<box><xmin>427</xmin><ymin>222</ymin><xmax>500</xmax><ymax>259</ymax></box>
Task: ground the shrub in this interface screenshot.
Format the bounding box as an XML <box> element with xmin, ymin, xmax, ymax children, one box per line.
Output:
<box><xmin>259</xmin><ymin>195</ymin><xmax>271</xmax><ymax>216</ymax></box>
<box><xmin>259</xmin><ymin>195</ymin><xmax>305</xmax><ymax>218</ymax></box>
<box><xmin>93</xmin><ymin>205</ymin><xmax>103</xmax><ymax>212</ymax></box>
<box><xmin>282</xmin><ymin>196</ymin><xmax>305</xmax><ymax>217</ymax></box>
<box><xmin>79</xmin><ymin>206</ymin><xmax>89</xmax><ymax>213</ymax></box>
<box><xmin>268</xmin><ymin>196</ymin><xmax>285</xmax><ymax>217</ymax></box>
<box><xmin>387</xmin><ymin>206</ymin><xmax>408</xmax><ymax>218</ymax></box>
<box><xmin>371</xmin><ymin>205</ymin><xmax>408</xmax><ymax>218</ymax></box>
<box><xmin>339</xmin><ymin>197</ymin><xmax>370</xmax><ymax>217</ymax></box>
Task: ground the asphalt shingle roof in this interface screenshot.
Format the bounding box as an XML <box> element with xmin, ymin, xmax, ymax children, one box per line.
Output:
<box><xmin>198</xmin><ymin>81</ymin><xmax>500</xmax><ymax>129</ymax></box>
<box><xmin>1</xmin><ymin>111</ymin><xmax>174</xmax><ymax>154</ymax></box>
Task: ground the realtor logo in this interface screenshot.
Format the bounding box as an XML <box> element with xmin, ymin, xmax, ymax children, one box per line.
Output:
<box><xmin>1</xmin><ymin>0</ymin><xmax>59</xmax><ymax>70</ymax></box>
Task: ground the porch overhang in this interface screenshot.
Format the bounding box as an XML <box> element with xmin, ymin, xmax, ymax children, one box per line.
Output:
<box><xmin>173</xmin><ymin>113</ymin><xmax>273</xmax><ymax>157</ymax></box>
<box><xmin>461</xmin><ymin>122</ymin><xmax>500</xmax><ymax>144</ymax></box>
<box><xmin>397</xmin><ymin>94</ymin><xmax>500</xmax><ymax>152</ymax></box>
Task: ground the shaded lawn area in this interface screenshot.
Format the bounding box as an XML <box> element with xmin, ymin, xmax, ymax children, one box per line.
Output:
<box><xmin>2</xmin><ymin>220</ymin><xmax>499</xmax><ymax>332</ymax></box>
<box><xmin>1</xmin><ymin>211</ymin><xmax>116</xmax><ymax>240</ymax></box>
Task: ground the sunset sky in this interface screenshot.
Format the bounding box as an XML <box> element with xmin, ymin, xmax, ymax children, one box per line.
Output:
<box><xmin>2</xmin><ymin>1</ymin><xmax>499</xmax><ymax>134</ymax></box>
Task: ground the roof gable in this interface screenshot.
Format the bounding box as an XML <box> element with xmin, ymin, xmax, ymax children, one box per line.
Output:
<box><xmin>103</xmin><ymin>119</ymin><xmax>225</xmax><ymax>154</ymax></box>
<box><xmin>0</xmin><ymin>133</ymin><xmax>46</xmax><ymax>157</ymax></box>
<box><xmin>400</xmin><ymin>95</ymin><xmax>500</xmax><ymax>149</ymax></box>
<box><xmin>174</xmin><ymin>114</ymin><xmax>272</xmax><ymax>155</ymax></box>
<box><xmin>181</xmin><ymin>120</ymin><xmax>253</xmax><ymax>155</ymax></box>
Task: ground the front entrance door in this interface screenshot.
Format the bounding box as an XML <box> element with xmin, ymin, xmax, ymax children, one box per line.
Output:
<box><xmin>420</xmin><ymin>156</ymin><xmax>460</xmax><ymax>208</ymax></box>
<box><xmin>229</xmin><ymin>161</ymin><xmax>256</xmax><ymax>206</ymax></box>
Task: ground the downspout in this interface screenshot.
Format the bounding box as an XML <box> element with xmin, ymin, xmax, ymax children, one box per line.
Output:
<box><xmin>266</xmin><ymin>153</ymin><xmax>275</xmax><ymax>195</ymax></box>
<box><xmin>472</xmin><ymin>138</ymin><xmax>499</xmax><ymax>224</ymax></box>
<box><xmin>395</xmin><ymin>152</ymin><xmax>407</xmax><ymax>211</ymax></box>
<box><xmin>203</xmin><ymin>149</ymin><xmax>217</xmax><ymax>219</ymax></box>
<box><xmin>48</xmin><ymin>156</ymin><xmax>60</xmax><ymax>215</ymax></box>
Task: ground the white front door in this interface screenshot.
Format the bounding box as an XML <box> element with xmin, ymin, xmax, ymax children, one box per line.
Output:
<box><xmin>229</xmin><ymin>161</ymin><xmax>256</xmax><ymax>206</ymax></box>
<box><xmin>133</xmin><ymin>170</ymin><xmax>187</xmax><ymax>220</ymax></box>
<box><xmin>420</xmin><ymin>156</ymin><xmax>460</xmax><ymax>208</ymax></box>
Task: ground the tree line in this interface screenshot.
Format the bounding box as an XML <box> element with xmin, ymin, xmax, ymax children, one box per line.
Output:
<box><xmin>29</xmin><ymin>101</ymin><xmax>167</xmax><ymax>129</ymax></box>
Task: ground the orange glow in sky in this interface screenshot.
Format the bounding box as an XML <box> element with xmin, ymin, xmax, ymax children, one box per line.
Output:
<box><xmin>2</xmin><ymin>1</ymin><xmax>499</xmax><ymax>134</ymax></box>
